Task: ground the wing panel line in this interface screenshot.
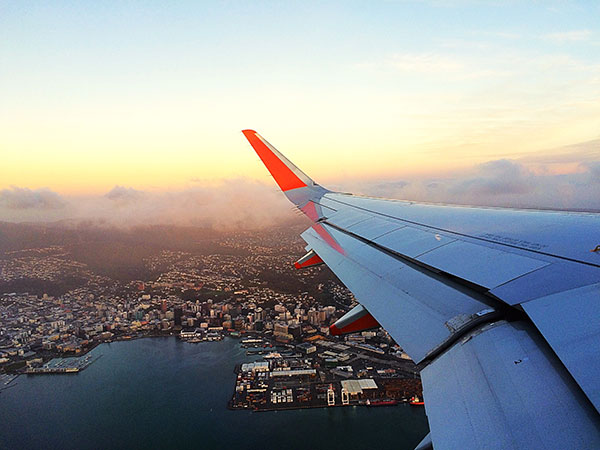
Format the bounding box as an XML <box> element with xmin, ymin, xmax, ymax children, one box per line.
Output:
<box><xmin>324</xmin><ymin>195</ymin><xmax>600</xmax><ymax>269</ymax></box>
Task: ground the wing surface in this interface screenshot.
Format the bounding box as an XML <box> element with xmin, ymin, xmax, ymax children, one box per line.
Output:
<box><xmin>243</xmin><ymin>130</ymin><xmax>600</xmax><ymax>449</ymax></box>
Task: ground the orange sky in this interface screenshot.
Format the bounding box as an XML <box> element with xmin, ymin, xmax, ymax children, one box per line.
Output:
<box><xmin>1</xmin><ymin>1</ymin><xmax>599</xmax><ymax>196</ymax></box>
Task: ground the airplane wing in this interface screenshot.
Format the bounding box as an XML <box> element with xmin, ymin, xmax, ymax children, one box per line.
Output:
<box><xmin>242</xmin><ymin>130</ymin><xmax>600</xmax><ymax>449</ymax></box>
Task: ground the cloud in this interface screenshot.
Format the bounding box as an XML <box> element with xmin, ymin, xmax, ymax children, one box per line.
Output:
<box><xmin>337</xmin><ymin>156</ymin><xmax>600</xmax><ymax>211</ymax></box>
<box><xmin>582</xmin><ymin>161</ymin><xmax>600</xmax><ymax>183</ymax></box>
<box><xmin>357</xmin><ymin>52</ymin><xmax>515</xmax><ymax>81</ymax></box>
<box><xmin>449</xmin><ymin>159</ymin><xmax>533</xmax><ymax>196</ymax></box>
<box><xmin>543</xmin><ymin>30</ymin><xmax>593</xmax><ymax>42</ymax></box>
<box><xmin>370</xmin><ymin>180</ymin><xmax>409</xmax><ymax>197</ymax></box>
<box><xmin>105</xmin><ymin>185</ymin><xmax>145</xmax><ymax>203</ymax></box>
<box><xmin>0</xmin><ymin>179</ymin><xmax>297</xmax><ymax>230</ymax></box>
<box><xmin>2</xmin><ymin>137</ymin><xmax>599</xmax><ymax>226</ymax></box>
<box><xmin>0</xmin><ymin>187</ymin><xmax>66</xmax><ymax>210</ymax></box>
<box><xmin>357</xmin><ymin>46</ymin><xmax>600</xmax><ymax>86</ymax></box>
<box><xmin>512</xmin><ymin>138</ymin><xmax>600</xmax><ymax>178</ymax></box>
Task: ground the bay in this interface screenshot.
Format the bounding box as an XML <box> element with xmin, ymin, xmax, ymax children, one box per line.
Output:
<box><xmin>0</xmin><ymin>337</ymin><xmax>429</xmax><ymax>449</ymax></box>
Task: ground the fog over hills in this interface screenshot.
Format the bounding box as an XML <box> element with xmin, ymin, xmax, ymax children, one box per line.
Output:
<box><xmin>2</xmin><ymin>138</ymin><xmax>598</xmax><ymax>227</ymax></box>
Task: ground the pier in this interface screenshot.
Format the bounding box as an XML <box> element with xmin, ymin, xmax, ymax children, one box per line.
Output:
<box><xmin>25</xmin><ymin>354</ymin><xmax>102</xmax><ymax>375</ymax></box>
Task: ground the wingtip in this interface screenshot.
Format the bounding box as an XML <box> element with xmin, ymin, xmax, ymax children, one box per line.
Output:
<box><xmin>242</xmin><ymin>129</ymin><xmax>308</xmax><ymax>192</ymax></box>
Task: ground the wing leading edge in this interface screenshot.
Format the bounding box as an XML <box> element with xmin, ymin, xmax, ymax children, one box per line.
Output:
<box><xmin>242</xmin><ymin>130</ymin><xmax>600</xmax><ymax>449</ymax></box>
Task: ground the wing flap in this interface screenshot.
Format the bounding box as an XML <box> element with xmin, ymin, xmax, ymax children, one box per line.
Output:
<box><xmin>422</xmin><ymin>320</ymin><xmax>600</xmax><ymax>449</ymax></box>
<box><xmin>522</xmin><ymin>283</ymin><xmax>600</xmax><ymax>412</ymax></box>
<box><xmin>417</xmin><ymin>240</ymin><xmax>550</xmax><ymax>290</ymax></box>
<box><xmin>302</xmin><ymin>223</ymin><xmax>494</xmax><ymax>362</ymax></box>
<box><xmin>374</xmin><ymin>226</ymin><xmax>456</xmax><ymax>258</ymax></box>
<box><xmin>490</xmin><ymin>261</ymin><xmax>600</xmax><ymax>305</ymax></box>
<box><xmin>347</xmin><ymin>215</ymin><xmax>404</xmax><ymax>240</ymax></box>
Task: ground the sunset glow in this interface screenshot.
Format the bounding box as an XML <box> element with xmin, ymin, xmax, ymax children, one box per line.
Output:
<box><xmin>1</xmin><ymin>1</ymin><xmax>599</xmax><ymax>221</ymax></box>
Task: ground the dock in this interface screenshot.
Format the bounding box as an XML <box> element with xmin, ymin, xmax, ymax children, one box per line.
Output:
<box><xmin>25</xmin><ymin>354</ymin><xmax>102</xmax><ymax>375</ymax></box>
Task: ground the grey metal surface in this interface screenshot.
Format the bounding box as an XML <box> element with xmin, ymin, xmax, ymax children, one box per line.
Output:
<box><xmin>320</xmin><ymin>193</ymin><xmax>600</xmax><ymax>310</ymax></box>
<box><xmin>416</xmin><ymin>240</ymin><xmax>549</xmax><ymax>290</ymax></box>
<box><xmin>421</xmin><ymin>320</ymin><xmax>600</xmax><ymax>450</ymax></box>
<box><xmin>346</xmin><ymin>216</ymin><xmax>405</xmax><ymax>240</ymax></box>
<box><xmin>374</xmin><ymin>226</ymin><xmax>456</xmax><ymax>259</ymax></box>
<box><xmin>490</xmin><ymin>261</ymin><xmax>600</xmax><ymax>305</ymax></box>
<box><xmin>302</xmin><ymin>224</ymin><xmax>493</xmax><ymax>363</ymax></box>
<box><xmin>522</xmin><ymin>283</ymin><xmax>600</xmax><ymax>413</ymax></box>
<box><xmin>325</xmin><ymin>193</ymin><xmax>600</xmax><ymax>267</ymax></box>
<box><xmin>326</xmin><ymin>209</ymin><xmax>371</xmax><ymax>229</ymax></box>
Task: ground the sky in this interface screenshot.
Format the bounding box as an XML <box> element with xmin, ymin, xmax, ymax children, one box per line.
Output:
<box><xmin>1</xmin><ymin>0</ymin><xmax>599</xmax><ymax>226</ymax></box>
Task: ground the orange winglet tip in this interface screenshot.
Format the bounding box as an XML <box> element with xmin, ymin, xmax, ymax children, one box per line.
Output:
<box><xmin>242</xmin><ymin>130</ymin><xmax>307</xmax><ymax>192</ymax></box>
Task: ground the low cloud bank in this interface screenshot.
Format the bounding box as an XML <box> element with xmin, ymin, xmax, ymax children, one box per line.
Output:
<box><xmin>0</xmin><ymin>187</ymin><xmax>66</xmax><ymax>210</ymax></box>
<box><xmin>338</xmin><ymin>158</ymin><xmax>600</xmax><ymax>211</ymax></box>
<box><xmin>0</xmin><ymin>179</ymin><xmax>296</xmax><ymax>230</ymax></box>
<box><xmin>1</xmin><ymin>140</ymin><xmax>599</xmax><ymax>227</ymax></box>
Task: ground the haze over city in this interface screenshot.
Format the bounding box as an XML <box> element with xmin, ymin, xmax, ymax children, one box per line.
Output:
<box><xmin>2</xmin><ymin>0</ymin><xmax>599</xmax><ymax>227</ymax></box>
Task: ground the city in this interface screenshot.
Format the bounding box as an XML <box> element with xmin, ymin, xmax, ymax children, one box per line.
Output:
<box><xmin>0</xmin><ymin>222</ymin><xmax>422</xmax><ymax>411</ymax></box>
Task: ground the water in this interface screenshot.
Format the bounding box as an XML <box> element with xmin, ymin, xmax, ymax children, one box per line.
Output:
<box><xmin>0</xmin><ymin>337</ymin><xmax>429</xmax><ymax>449</ymax></box>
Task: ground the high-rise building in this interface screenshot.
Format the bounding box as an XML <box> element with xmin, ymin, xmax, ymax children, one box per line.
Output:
<box><xmin>255</xmin><ymin>308</ymin><xmax>265</xmax><ymax>321</ymax></box>
<box><xmin>318</xmin><ymin>309</ymin><xmax>327</xmax><ymax>323</ymax></box>
<box><xmin>274</xmin><ymin>322</ymin><xmax>289</xmax><ymax>336</ymax></box>
<box><xmin>308</xmin><ymin>309</ymin><xmax>320</xmax><ymax>326</ymax></box>
<box><xmin>288</xmin><ymin>323</ymin><xmax>302</xmax><ymax>341</ymax></box>
<box><xmin>174</xmin><ymin>308</ymin><xmax>183</xmax><ymax>326</ymax></box>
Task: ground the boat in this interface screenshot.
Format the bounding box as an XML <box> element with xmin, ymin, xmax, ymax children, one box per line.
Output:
<box><xmin>409</xmin><ymin>396</ymin><xmax>424</xmax><ymax>406</ymax></box>
<box><xmin>366</xmin><ymin>399</ymin><xmax>398</xmax><ymax>407</ymax></box>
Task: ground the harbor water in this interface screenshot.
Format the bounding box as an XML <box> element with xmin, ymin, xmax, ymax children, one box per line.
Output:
<box><xmin>0</xmin><ymin>337</ymin><xmax>429</xmax><ymax>449</ymax></box>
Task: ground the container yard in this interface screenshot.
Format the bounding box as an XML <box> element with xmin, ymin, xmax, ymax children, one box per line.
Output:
<box><xmin>229</xmin><ymin>338</ymin><xmax>422</xmax><ymax>412</ymax></box>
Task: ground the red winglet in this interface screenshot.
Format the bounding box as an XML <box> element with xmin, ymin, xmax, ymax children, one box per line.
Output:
<box><xmin>330</xmin><ymin>312</ymin><xmax>380</xmax><ymax>336</ymax></box>
<box><xmin>294</xmin><ymin>252</ymin><xmax>324</xmax><ymax>269</ymax></box>
<box><xmin>242</xmin><ymin>130</ymin><xmax>307</xmax><ymax>192</ymax></box>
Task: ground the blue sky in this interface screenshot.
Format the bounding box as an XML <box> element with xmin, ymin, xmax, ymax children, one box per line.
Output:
<box><xmin>1</xmin><ymin>0</ymin><xmax>599</xmax><ymax>224</ymax></box>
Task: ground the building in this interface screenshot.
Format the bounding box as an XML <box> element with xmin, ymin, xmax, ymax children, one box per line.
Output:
<box><xmin>288</xmin><ymin>323</ymin><xmax>302</xmax><ymax>341</ymax></box>
<box><xmin>340</xmin><ymin>379</ymin><xmax>378</xmax><ymax>399</ymax></box>
<box><xmin>241</xmin><ymin>361</ymin><xmax>269</xmax><ymax>373</ymax></box>
<box><xmin>174</xmin><ymin>308</ymin><xmax>183</xmax><ymax>327</ymax></box>
<box><xmin>273</xmin><ymin>322</ymin><xmax>289</xmax><ymax>336</ymax></box>
<box><xmin>297</xmin><ymin>343</ymin><xmax>316</xmax><ymax>354</ymax></box>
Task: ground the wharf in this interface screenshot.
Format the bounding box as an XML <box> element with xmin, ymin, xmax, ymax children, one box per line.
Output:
<box><xmin>230</xmin><ymin>372</ymin><xmax>422</xmax><ymax>413</ymax></box>
<box><xmin>0</xmin><ymin>374</ymin><xmax>19</xmax><ymax>390</ymax></box>
<box><xmin>25</xmin><ymin>354</ymin><xmax>102</xmax><ymax>375</ymax></box>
